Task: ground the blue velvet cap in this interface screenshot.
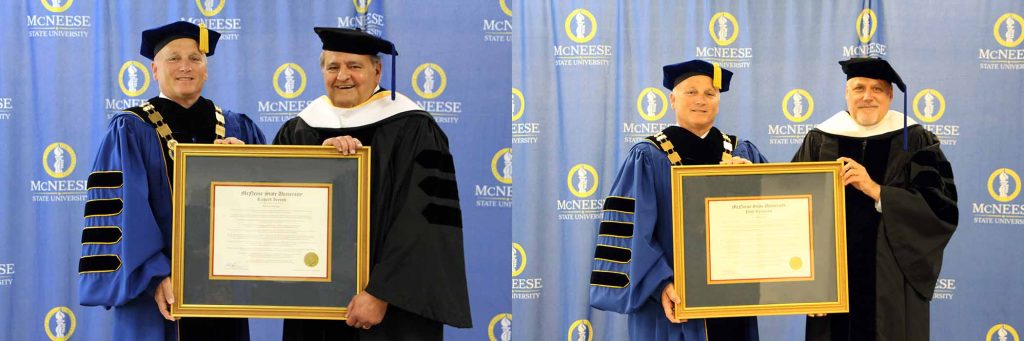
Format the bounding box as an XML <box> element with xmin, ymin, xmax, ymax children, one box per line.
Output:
<box><xmin>140</xmin><ymin>21</ymin><xmax>220</xmax><ymax>60</ymax></box>
<box><xmin>662</xmin><ymin>60</ymin><xmax>733</xmax><ymax>92</ymax></box>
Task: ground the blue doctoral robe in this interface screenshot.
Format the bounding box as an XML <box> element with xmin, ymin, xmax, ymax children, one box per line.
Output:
<box><xmin>590</xmin><ymin>126</ymin><xmax>767</xmax><ymax>341</ymax></box>
<box><xmin>78</xmin><ymin>97</ymin><xmax>266</xmax><ymax>341</ymax></box>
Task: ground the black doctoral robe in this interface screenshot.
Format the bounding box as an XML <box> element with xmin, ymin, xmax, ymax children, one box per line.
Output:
<box><xmin>274</xmin><ymin>95</ymin><xmax>472</xmax><ymax>340</ymax></box>
<box><xmin>792</xmin><ymin>118</ymin><xmax>957</xmax><ymax>341</ymax></box>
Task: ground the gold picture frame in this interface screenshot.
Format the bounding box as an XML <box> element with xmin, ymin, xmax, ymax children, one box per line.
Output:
<box><xmin>170</xmin><ymin>144</ymin><xmax>370</xmax><ymax>320</ymax></box>
<box><xmin>671</xmin><ymin>161</ymin><xmax>848</xmax><ymax>319</ymax></box>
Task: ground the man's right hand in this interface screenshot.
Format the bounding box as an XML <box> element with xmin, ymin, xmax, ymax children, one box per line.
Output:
<box><xmin>154</xmin><ymin>277</ymin><xmax>177</xmax><ymax>321</ymax></box>
<box><xmin>660</xmin><ymin>282</ymin><xmax>687</xmax><ymax>323</ymax></box>
<box><xmin>322</xmin><ymin>136</ymin><xmax>362</xmax><ymax>155</ymax></box>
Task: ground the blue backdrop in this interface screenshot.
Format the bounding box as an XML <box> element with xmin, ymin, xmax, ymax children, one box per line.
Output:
<box><xmin>513</xmin><ymin>1</ymin><xmax>1024</xmax><ymax>340</ymax></box>
<box><xmin>0</xmin><ymin>1</ymin><xmax>510</xmax><ymax>340</ymax></box>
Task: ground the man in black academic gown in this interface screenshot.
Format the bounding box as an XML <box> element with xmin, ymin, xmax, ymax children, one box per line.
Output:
<box><xmin>274</xmin><ymin>27</ymin><xmax>472</xmax><ymax>340</ymax></box>
<box><xmin>793</xmin><ymin>58</ymin><xmax>958</xmax><ymax>341</ymax></box>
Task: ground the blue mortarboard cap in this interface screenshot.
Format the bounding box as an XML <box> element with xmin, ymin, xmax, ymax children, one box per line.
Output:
<box><xmin>662</xmin><ymin>60</ymin><xmax>733</xmax><ymax>92</ymax></box>
<box><xmin>839</xmin><ymin>57</ymin><xmax>910</xmax><ymax>150</ymax></box>
<box><xmin>314</xmin><ymin>27</ymin><xmax>399</xmax><ymax>100</ymax></box>
<box><xmin>140</xmin><ymin>21</ymin><xmax>220</xmax><ymax>60</ymax></box>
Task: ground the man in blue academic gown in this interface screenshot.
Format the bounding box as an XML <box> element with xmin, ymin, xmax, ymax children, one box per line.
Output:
<box><xmin>589</xmin><ymin>60</ymin><xmax>765</xmax><ymax>341</ymax></box>
<box><xmin>78</xmin><ymin>21</ymin><xmax>265</xmax><ymax>341</ymax></box>
<box><xmin>274</xmin><ymin>27</ymin><xmax>472</xmax><ymax>340</ymax></box>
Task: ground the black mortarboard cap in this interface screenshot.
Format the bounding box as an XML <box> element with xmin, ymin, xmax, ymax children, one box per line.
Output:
<box><xmin>662</xmin><ymin>60</ymin><xmax>733</xmax><ymax>92</ymax></box>
<box><xmin>140</xmin><ymin>21</ymin><xmax>220</xmax><ymax>60</ymax></box>
<box><xmin>839</xmin><ymin>57</ymin><xmax>906</xmax><ymax>92</ymax></box>
<box><xmin>839</xmin><ymin>57</ymin><xmax>910</xmax><ymax>150</ymax></box>
<box><xmin>314</xmin><ymin>27</ymin><xmax>399</xmax><ymax>100</ymax></box>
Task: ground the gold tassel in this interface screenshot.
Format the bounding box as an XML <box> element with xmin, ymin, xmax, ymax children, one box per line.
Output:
<box><xmin>198</xmin><ymin>23</ymin><xmax>209</xmax><ymax>54</ymax></box>
<box><xmin>712</xmin><ymin>62</ymin><xmax>722</xmax><ymax>90</ymax></box>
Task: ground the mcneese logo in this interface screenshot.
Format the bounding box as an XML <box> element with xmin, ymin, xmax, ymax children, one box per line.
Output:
<box><xmin>558</xmin><ymin>163</ymin><xmax>603</xmax><ymax>220</ymax></box>
<box><xmin>492</xmin><ymin>148</ymin><xmax>512</xmax><ymax>184</ymax></box>
<box><xmin>696</xmin><ymin>11</ymin><xmax>752</xmax><ymax>67</ymax></box>
<box><xmin>979</xmin><ymin>13</ymin><xmax>1024</xmax><ymax>69</ymax></box>
<box><xmin>623</xmin><ymin>87</ymin><xmax>671</xmax><ymax>144</ymax></box>
<box><xmin>565</xmin><ymin>8</ymin><xmax>597</xmax><ymax>44</ymax></box>
<box><xmin>412</xmin><ymin>63</ymin><xmax>461</xmax><ymax>123</ymax></box>
<box><xmin>973</xmin><ymin>168</ymin><xmax>1024</xmax><ymax>225</ymax></box>
<box><xmin>987</xmin><ymin>324</ymin><xmax>1019</xmax><ymax>341</ymax></box>
<box><xmin>354</xmin><ymin>0</ymin><xmax>372</xmax><ymax>14</ymax></box>
<box><xmin>412</xmin><ymin>63</ymin><xmax>447</xmax><ymax>99</ymax></box>
<box><xmin>338</xmin><ymin>0</ymin><xmax>384</xmax><ymax>37</ymax></box>
<box><xmin>41</xmin><ymin>0</ymin><xmax>73</xmax><ymax>13</ymax></box>
<box><xmin>488</xmin><ymin>313</ymin><xmax>512</xmax><ymax>341</ymax></box>
<box><xmin>512</xmin><ymin>88</ymin><xmax>540</xmax><ymax>144</ymax></box>
<box><xmin>989</xmin><ymin>168</ymin><xmax>1021</xmax><ymax>202</ymax></box>
<box><xmin>567</xmin><ymin>163</ymin><xmax>598</xmax><ymax>198</ymax></box>
<box><xmin>912</xmin><ymin>88</ymin><xmax>959</xmax><ymax>144</ymax></box>
<box><xmin>636</xmin><ymin>87</ymin><xmax>668</xmax><ymax>122</ymax></box>
<box><xmin>32</xmin><ymin>142</ymin><xmax>87</xmax><ymax>202</ymax></box>
<box><xmin>856</xmin><ymin>8</ymin><xmax>878</xmax><ymax>43</ymax></box>
<box><xmin>512</xmin><ymin>242</ymin><xmax>526</xmax><ymax>277</ymax></box>
<box><xmin>994</xmin><ymin>13</ymin><xmax>1024</xmax><ymax>48</ymax></box>
<box><xmin>782</xmin><ymin>89</ymin><xmax>814</xmax><ymax>123</ymax></box>
<box><xmin>512</xmin><ymin>242</ymin><xmax>542</xmax><ymax>299</ymax></box>
<box><xmin>44</xmin><ymin>306</ymin><xmax>76</xmax><ymax>341</ymax></box>
<box><xmin>118</xmin><ymin>60</ymin><xmax>150</xmax><ymax>97</ymax></box>
<box><xmin>257</xmin><ymin>63</ymin><xmax>312</xmax><ymax>123</ymax></box>
<box><xmin>769</xmin><ymin>89</ymin><xmax>816</xmax><ymax>145</ymax></box>
<box><xmin>842</xmin><ymin>8</ymin><xmax>885</xmax><ymax>57</ymax></box>
<box><xmin>554</xmin><ymin>7</ymin><xmax>612</xmax><ymax>66</ymax></box>
<box><xmin>28</xmin><ymin>0</ymin><xmax>91</xmax><ymax>38</ymax></box>
<box><xmin>43</xmin><ymin>142</ymin><xmax>76</xmax><ymax>179</ymax></box>
<box><xmin>476</xmin><ymin>148</ymin><xmax>512</xmax><ymax>208</ymax></box>
<box><xmin>567</xmin><ymin>319</ymin><xmax>594</xmax><ymax>341</ymax></box>
<box><xmin>512</xmin><ymin>88</ymin><xmax>525</xmax><ymax>122</ymax></box>
<box><xmin>273</xmin><ymin>63</ymin><xmax>307</xmax><ymax>99</ymax></box>
<box><xmin>196</xmin><ymin>0</ymin><xmax>225</xmax><ymax>17</ymax></box>
<box><xmin>912</xmin><ymin>89</ymin><xmax>945</xmax><ymax>123</ymax></box>
<box><xmin>709</xmin><ymin>12</ymin><xmax>739</xmax><ymax>46</ymax></box>
<box><xmin>106</xmin><ymin>60</ymin><xmax>150</xmax><ymax>118</ymax></box>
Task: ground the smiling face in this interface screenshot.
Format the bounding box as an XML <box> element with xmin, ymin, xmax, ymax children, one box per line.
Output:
<box><xmin>321</xmin><ymin>50</ymin><xmax>382</xmax><ymax>108</ymax></box>
<box><xmin>845</xmin><ymin>77</ymin><xmax>893</xmax><ymax>126</ymax></box>
<box><xmin>151</xmin><ymin>38</ymin><xmax>207</xmax><ymax>106</ymax></box>
<box><xmin>669</xmin><ymin>75</ymin><xmax>720</xmax><ymax>136</ymax></box>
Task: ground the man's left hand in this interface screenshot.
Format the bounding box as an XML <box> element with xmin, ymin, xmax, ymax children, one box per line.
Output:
<box><xmin>345</xmin><ymin>291</ymin><xmax>388</xmax><ymax>330</ymax></box>
<box><xmin>720</xmin><ymin>156</ymin><xmax>752</xmax><ymax>165</ymax></box>
<box><xmin>838</xmin><ymin>157</ymin><xmax>881</xmax><ymax>201</ymax></box>
<box><xmin>213</xmin><ymin>137</ymin><xmax>245</xmax><ymax>145</ymax></box>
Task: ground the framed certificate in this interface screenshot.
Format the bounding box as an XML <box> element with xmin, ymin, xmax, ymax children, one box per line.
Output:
<box><xmin>671</xmin><ymin>161</ymin><xmax>848</xmax><ymax>319</ymax></box>
<box><xmin>170</xmin><ymin>144</ymin><xmax>370</xmax><ymax>320</ymax></box>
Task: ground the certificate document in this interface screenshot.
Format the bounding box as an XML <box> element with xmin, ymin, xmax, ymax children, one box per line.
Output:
<box><xmin>705</xmin><ymin>195</ymin><xmax>813</xmax><ymax>284</ymax></box>
<box><xmin>210</xmin><ymin>182</ymin><xmax>332</xmax><ymax>281</ymax></box>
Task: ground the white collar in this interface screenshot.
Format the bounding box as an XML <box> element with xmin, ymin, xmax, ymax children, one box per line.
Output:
<box><xmin>297</xmin><ymin>89</ymin><xmax>423</xmax><ymax>129</ymax></box>
<box><xmin>816</xmin><ymin>110</ymin><xmax>918</xmax><ymax>138</ymax></box>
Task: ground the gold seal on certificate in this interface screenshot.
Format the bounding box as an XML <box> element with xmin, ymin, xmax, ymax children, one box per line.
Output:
<box><xmin>305</xmin><ymin>252</ymin><xmax>319</xmax><ymax>268</ymax></box>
